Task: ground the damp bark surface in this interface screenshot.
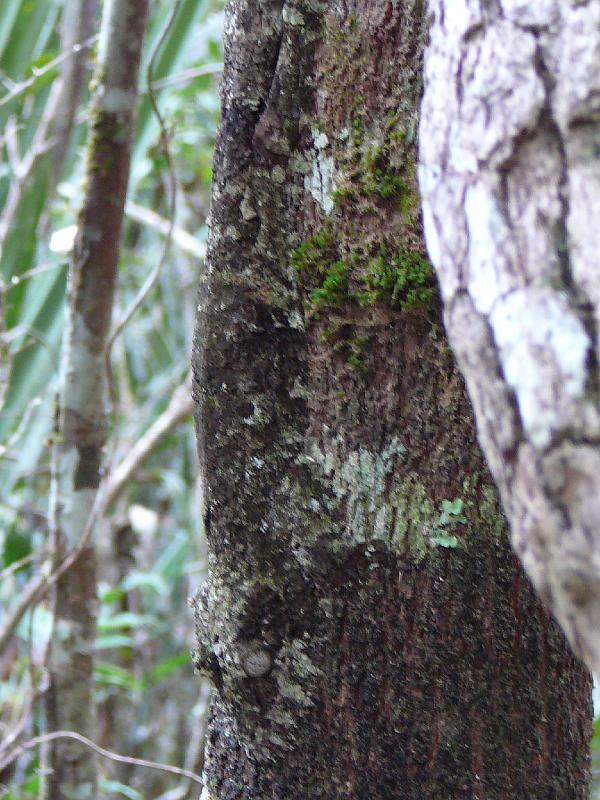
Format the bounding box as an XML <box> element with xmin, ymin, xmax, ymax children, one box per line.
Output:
<box><xmin>192</xmin><ymin>2</ymin><xmax>592</xmax><ymax>798</ymax></box>
<box><xmin>419</xmin><ymin>1</ymin><xmax>600</xmax><ymax>675</ymax></box>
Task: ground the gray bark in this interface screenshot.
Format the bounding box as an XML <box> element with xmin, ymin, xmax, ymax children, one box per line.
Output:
<box><xmin>419</xmin><ymin>1</ymin><xmax>600</xmax><ymax>673</ymax></box>
<box><xmin>192</xmin><ymin>1</ymin><xmax>591</xmax><ymax>798</ymax></box>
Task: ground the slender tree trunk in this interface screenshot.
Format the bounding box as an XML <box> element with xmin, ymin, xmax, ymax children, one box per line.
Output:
<box><xmin>39</xmin><ymin>0</ymin><xmax>98</xmax><ymax>237</ymax></box>
<box><xmin>42</xmin><ymin>2</ymin><xmax>149</xmax><ymax>797</ymax></box>
<box><xmin>192</xmin><ymin>2</ymin><xmax>591</xmax><ymax>798</ymax></box>
<box><xmin>419</xmin><ymin>1</ymin><xmax>600</xmax><ymax>675</ymax></box>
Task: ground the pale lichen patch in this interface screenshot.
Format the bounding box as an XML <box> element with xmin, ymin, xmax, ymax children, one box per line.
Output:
<box><xmin>305</xmin><ymin>128</ymin><xmax>336</xmax><ymax>215</ymax></box>
<box><xmin>97</xmin><ymin>86</ymin><xmax>135</xmax><ymax>115</ymax></box>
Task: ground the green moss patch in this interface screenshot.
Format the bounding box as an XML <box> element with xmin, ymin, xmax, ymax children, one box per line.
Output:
<box><xmin>293</xmin><ymin>227</ymin><xmax>436</xmax><ymax>314</ymax></box>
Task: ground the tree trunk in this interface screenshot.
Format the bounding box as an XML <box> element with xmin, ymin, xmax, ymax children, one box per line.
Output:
<box><xmin>42</xmin><ymin>1</ymin><xmax>149</xmax><ymax>797</ymax></box>
<box><xmin>419</xmin><ymin>1</ymin><xmax>600</xmax><ymax>675</ymax></box>
<box><xmin>192</xmin><ymin>2</ymin><xmax>592</xmax><ymax>798</ymax></box>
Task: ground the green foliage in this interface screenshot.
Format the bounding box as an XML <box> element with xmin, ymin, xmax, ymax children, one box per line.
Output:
<box><xmin>430</xmin><ymin>533</ymin><xmax>460</xmax><ymax>549</ymax></box>
<box><xmin>291</xmin><ymin>224</ymin><xmax>335</xmax><ymax>274</ymax></box>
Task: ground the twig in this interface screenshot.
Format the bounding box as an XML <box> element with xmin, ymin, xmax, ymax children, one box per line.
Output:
<box><xmin>0</xmin><ymin>562</ymin><xmax>51</xmax><ymax>656</ymax></box>
<box><xmin>4</xmin><ymin>397</ymin><xmax>42</xmax><ymax>452</ymax></box>
<box><xmin>0</xmin><ymin>561</ymin><xmax>51</xmax><ymax>653</ymax></box>
<box><xmin>6</xmin><ymin>259</ymin><xmax>66</xmax><ymax>288</ymax></box>
<box><xmin>0</xmin><ymin>35</ymin><xmax>98</xmax><ymax>108</ymax></box>
<box><xmin>4</xmin><ymin>117</ymin><xmax>21</xmax><ymax>174</ymax></box>
<box><xmin>0</xmin><ymin>80</ymin><xmax>62</xmax><ymax>248</ymax></box>
<box><xmin>154</xmin><ymin>682</ymin><xmax>212</xmax><ymax>800</ymax></box>
<box><xmin>0</xmin><ymin>669</ymin><xmax>36</xmax><ymax>759</ymax></box>
<box><xmin>0</xmin><ymin>552</ymin><xmax>38</xmax><ymax>583</ymax></box>
<box><xmin>48</xmin><ymin>204</ymin><xmax>204</xmax><ymax>259</ymax></box>
<box><xmin>150</xmin><ymin>62</ymin><xmax>223</xmax><ymax>91</ymax></box>
<box><xmin>0</xmin><ymin>730</ymin><xmax>203</xmax><ymax>785</ymax></box>
<box><xmin>104</xmin><ymin>375</ymin><xmax>194</xmax><ymax>507</ymax></box>
<box><xmin>126</xmin><ymin>201</ymin><xmax>206</xmax><ymax>259</ymax></box>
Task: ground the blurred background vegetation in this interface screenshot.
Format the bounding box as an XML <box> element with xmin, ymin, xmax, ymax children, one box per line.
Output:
<box><xmin>1</xmin><ymin>1</ymin><xmax>600</xmax><ymax>798</ymax></box>
<box><xmin>0</xmin><ymin>1</ymin><xmax>222</xmax><ymax>796</ymax></box>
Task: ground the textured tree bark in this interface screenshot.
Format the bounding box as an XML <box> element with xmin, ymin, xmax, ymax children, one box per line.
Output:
<box><xmin>192</xmin><ymin>2</ymin><xmax>592</xmax><ymax>798</ymax></box>
<box><xmin>419</xmin><ymin>1</ymin><xmax>600</xmax><ymax>674</ymax></box>
<box><xmin>42</xmin><ymin>1</ymin><xmax>149</xmax><ymax>797</ymax></box>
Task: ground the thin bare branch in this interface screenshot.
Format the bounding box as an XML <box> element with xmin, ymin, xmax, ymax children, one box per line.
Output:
<box><xmin>154</xmin><ymin>682</ymin><xmax>212</xmax><ymax>800</ymax></box>
<box><xmin>150</xmin><ymin>61</ymin><xmax>223</xmax><ymax>91</ymax></box>
<box><xmin>0</xmin><ymin>375</ymin><xmax>192</xmax><ymax>651</ymax></box>
<box><xmin>4</xmin><ymin>117</ymin><xmax>22</xmax><ymax>174</ymax></box>
<box><xmin>105</xmin><ymin>375</ymin><xmax>193</xmax><ymax>507</ymax></box>
<box><xmin>0</xmin><ymin>552</ymin><xmax>38</xmax><ymax>583</ymax></box>
<box><xmin>4</xmin><ymin>397</ymin><xmax>42</xmax><ymax>452</ymax></box>
<box><xmin>0</xmin><ymin>730</ymin><xmax>203</xmax><ymax>785</ymax></box>
<box><xmin>0</xmin><ymin>678</ymin><xmax>36</xmax><ymax>761</ymax></box>
<box><xmin>0</xmin><ymin>35</ymin><xmax>98</xmax><ymax>108</ymax></box>
<box><xmin>125</xmin><ymin>201</ymin><xmax>206</xmax><ymax>258</ymax></box>
<box><xmin>5</xmin><ymin>259</ymin><xmax>65</xmax><ymax>288</ymax></box>
<box><xmin>0</xmin><ymin>561</ymin><xmax>52</xmax><ymax>655</ymax></box>
<box><xmin>0</xmin><ymin>80</ymin><xmax>62</xmax><ymax>248</ymax></box>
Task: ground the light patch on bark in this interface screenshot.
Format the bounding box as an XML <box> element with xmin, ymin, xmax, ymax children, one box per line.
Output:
<box><xmin>419</xmin><ymin>0</ymin><xmax>600</xmax><ymax>671</ymax></box>
<box><xmin>51</xmin><ymin>618</ymin><xmax>95</xmax><ymax>665</ymax></box>
<box><xmin>98</xmin><ymin>86</ymin><xmax>136</xmax><ymax>115</ymax></box>
<box><xmin>299</xmin><ymin>436</ymin><xmax>462</xmax><ymax>560</ymax></box>
<box><xmin>464</xmin><ymin>183</ymin><xmax>514</xmax><ymax>313</ymax></box>
<box><xmin>199</xmin><ymin>782</ymin><xmax>212</xmax><ymax>800</ymax></box>
<box><xmin>304</xmin><ymin>128</ymin><xmax>336</xmax><ymax>214</ymax></box>
<box><xmin>62</xmin><ymin>312</ymin><xmax>104</xmax><ymax>423</ymax></box>
<box><xmin>490</xmin><ymin>289</ymin><xmax>590</xmax><ymax>448</ymax></box>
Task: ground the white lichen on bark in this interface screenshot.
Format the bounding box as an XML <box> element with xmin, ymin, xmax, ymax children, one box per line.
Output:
<box><xmin>419</xmin><ymin>0</ymin><xmax>600</xmax><ymax>672</ymax></box>
<box><xmin>305</xmin><ymin>128</ymin><xmax>336</xmax><ymax>214</ymax></box>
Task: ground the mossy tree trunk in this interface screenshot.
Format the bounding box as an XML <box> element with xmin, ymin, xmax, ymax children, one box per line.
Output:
<box><xmin>192</xmin><ymin>2</ymin><xmax>592</xmax><ymax>798</ymax></box>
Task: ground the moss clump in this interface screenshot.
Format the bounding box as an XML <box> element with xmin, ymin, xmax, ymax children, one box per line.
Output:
<box><xmin>331</xmin><ymin>187</ymin><xmax>356</xmax><ymax>205</ymax></box>
<box><xmin>358</xmin><ymin>144</ymin><xmax>408</xmax><ymax>199</ymax></box>
<box><xmin>310</xmin><ymin>260</ymin><xmax>350</xmax><ymax>307</ymax></box>
<box><xmin>291</xmin><ymin>224</ymin><xmax>335</xmax><ymax>274</ymax></box>
<box><xmin>88</xmin><ymin>110</ymin><xmax>123</xmax><ymax>175</ymax></box>
<box><xmin>293</xmin><ymin>232</ymin><xmax>436</xmax><ymax>314</ymax></box>
<box><xmin>347</xmin><ymin>337</ymin><xmax>369</xmax><ymax>373</ymax></box>
<box><xmin>354</xmin><ymin>247</ymin><xmax>435</xmax><ymax>310</ymax></box>
<box><xmin>334</xmin><ymin>123</ymin><xmax>416</xmax><ymax>204</ymax></box>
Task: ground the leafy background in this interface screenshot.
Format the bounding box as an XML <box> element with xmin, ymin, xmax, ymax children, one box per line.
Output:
<box><xmin>0</xmin><ymin>0</ymin><xmax>222</xmax><ymax>796</ymax></box>
<box><xmin>0</xmin><ymin>1</ymin><xmax>598</xmax><ymax>798</ymax></box>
